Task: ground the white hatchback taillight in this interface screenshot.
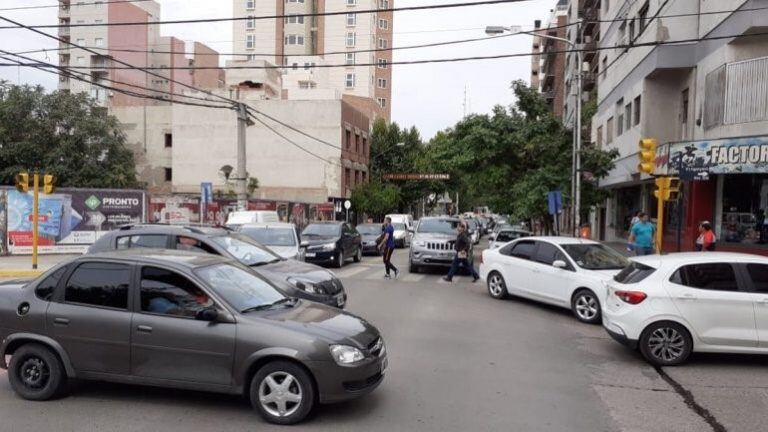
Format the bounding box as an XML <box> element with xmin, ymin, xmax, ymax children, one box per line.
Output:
<box><xmin>614</xmin><ymin>290</ymin><xmax>647</xmax><ymax>305</ymax></box>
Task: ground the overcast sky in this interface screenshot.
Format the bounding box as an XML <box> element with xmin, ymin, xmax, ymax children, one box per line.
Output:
<box><xmin>0</xmin><ymin>0</ymin><xmax>556</xmax><ymax>139</ymax></box>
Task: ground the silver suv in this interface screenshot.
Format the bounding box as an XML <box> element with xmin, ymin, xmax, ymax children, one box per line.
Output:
<box><xmin>409</xmin><ymin>217</ymin><xmax>471</xmax><ymax>273</ymax></box>
<box><xmin>0</xmin><ymin>250</ymin><xmax>386</xmax><ymax>425</ymax></box>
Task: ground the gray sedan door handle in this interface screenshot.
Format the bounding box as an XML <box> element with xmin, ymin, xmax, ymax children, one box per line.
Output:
<box><xmin>136</xmin><ymin>325</ymin><xmax>153</xmax><ymax>333</ymax></box>
<box><xmin>53</xmin><ymin>317</ymin><xmax>70</xmax><ymax>326</ymax></box>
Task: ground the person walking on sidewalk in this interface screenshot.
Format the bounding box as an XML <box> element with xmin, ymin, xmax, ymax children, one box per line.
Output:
<box><xmin>628</xmin><ymin>212</ymin><xmax>655</xmax><ymax>256</ymax></box>
<box><xmin>443</xmin><ymin>223</ymin><xmax>479</xmax><ymax>283</ymax></box>
<box><xmin>379</xmin><ymin>217</ymin><xmax>399</xmax><ymax>279</ymax></box>
<box><xmin>695</xmin><ymin>221</ymin><xmax>717</xmax><ymax>251</ymax></box>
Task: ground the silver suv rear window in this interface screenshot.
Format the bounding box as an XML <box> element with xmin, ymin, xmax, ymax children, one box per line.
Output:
<box><xmin>614</xmin><ymin>261</ymin><xmax>656</xmax><ymax>284</ymax></box>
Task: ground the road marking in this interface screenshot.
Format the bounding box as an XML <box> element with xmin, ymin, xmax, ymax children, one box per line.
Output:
<box><xmin>401</xmin><ymin>273</ymin><xmax>425</xmax><ymax>282</ymax></box>
<box><xmin>333</xmin><ymin>266</ymin><xmax>370</xmax><ymax>278</ymax></box>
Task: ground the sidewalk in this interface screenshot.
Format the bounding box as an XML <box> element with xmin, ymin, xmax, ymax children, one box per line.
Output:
<box><xmin>0</xmin><ymin>254</ymin><xmax>80</xmax><ymax>278</ymax></box>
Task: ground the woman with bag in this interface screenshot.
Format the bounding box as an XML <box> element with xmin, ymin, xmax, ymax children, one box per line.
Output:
<box><xmin>695</xmin><ymin>221</ymin><xmax>717</xmax><ymax>251</ymax></box>
<box><xmin>442</xmin><ymin>223</ymin><xmax>479</xmax><ymax>283</ymax></box>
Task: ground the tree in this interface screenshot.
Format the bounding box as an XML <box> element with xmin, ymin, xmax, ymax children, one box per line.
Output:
<box><xmin>247</xmin><ymin>176</ymin><xmax>259</xmax><ymax>196</ymax></box>
<box><xmin>0</xmin><ymin>82</ymin><xmax>139</xmax><ymax>188</ymax></box>
<box><xmin>350</xmin><ymin>180</ymin><xmax>400</xmax><ymax>222</ymax></box>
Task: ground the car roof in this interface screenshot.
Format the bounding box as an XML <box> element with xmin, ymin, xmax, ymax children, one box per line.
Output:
<box><xmin>305</xmin><ymin>221</ymin><xmax>343</xmax><ymax>225</ymax></box>
<box><xmin>633</xmin><ymin>251</ymin><xmax>768</xmax><ymax>267</ymax></box>
<box><xmin>82</xmin><ymin>249</ymin><xmax>233</xmax><ymax>268</ymax></box>
<box><xmin>112</xmin><ymin>224</ymin><xmax>231</xmax><ymax>237</ymax></box>
<box><xmin>240</xmin><ymin>222</ymin><xmax>296</xmax><ymax>229</ymax></box>
<box><xmin>497</xmin><ymin>228</ymin><xmax>531</xmax><ymax>234</ymax></box>
<box><xmin>420</xmin><ymin>216</ymin><xmax>459</xmax><ymax>221</ymax></box>
<box><xmin>516</xmin><ymin>236</ymin><xmax>602</xmax><ymax>245</ymax></box>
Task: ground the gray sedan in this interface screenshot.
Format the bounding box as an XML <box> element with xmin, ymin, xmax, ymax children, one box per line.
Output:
<box><xmin>0</xmin><ymin>250</ymin><xmax>386</xmax><ymax>425</ymax></box>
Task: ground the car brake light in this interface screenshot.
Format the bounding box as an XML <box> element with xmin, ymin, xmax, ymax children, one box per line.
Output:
<box><xmin>614</xmin><ymin>290</ymin><xmax>647</xmax><ymax>305</ymax></box>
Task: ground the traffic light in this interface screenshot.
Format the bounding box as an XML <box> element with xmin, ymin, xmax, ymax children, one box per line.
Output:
<box><xmin>638</xmin><ymin>138</ymin><xmax>657</xmax><ymax>175</ymax></box>
<box><xmin>654</xmin><ymin>177</ymin><xmax>681</xmax><ymax>201</ymax></box>
<box><xmin>43</xmin><ymin>174</ymin><xmax>56</xmax><ymax>195</ymax></box>
<box><xmin>667</xmin><ymin>177</ymin><xmax>681</xmax><ymax>201</ymax></box>
<box><xmin>15</xmin><ymin>172</ymin><xmax>29</xmax><ymax>193</ymax></box>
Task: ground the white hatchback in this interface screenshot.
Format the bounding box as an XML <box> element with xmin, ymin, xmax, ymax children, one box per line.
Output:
<box><xmin>603</xmin><ymin>252</ymin><xmax>768</xmax><ymax>366</ymax></box>
<box><xmin>480</xmin><ymin>237</ymin><xmax>629</xmax><ymax>324</ymax></box>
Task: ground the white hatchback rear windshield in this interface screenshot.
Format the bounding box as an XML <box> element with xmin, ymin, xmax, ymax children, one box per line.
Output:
<box><xmin>614</xmin><ymin>261</ymin><xmax>656</xmax><ymax>284</ymax></box>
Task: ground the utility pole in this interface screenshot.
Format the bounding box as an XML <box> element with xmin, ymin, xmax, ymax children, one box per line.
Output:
<box><xmin>31</xmin><ymin>172</ymin><xmax>39</xmax><ymax>269</ymax></box>
<box><xmin>235</xmin><ymin>103</ymin><xmax>252</xmax><ymax>211</ymax></box>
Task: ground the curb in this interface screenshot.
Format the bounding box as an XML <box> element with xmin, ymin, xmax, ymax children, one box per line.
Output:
<box><xmin>0</xmin><ymin>270</ymin><xmax>43</xmax><ymax>278</ymax></box>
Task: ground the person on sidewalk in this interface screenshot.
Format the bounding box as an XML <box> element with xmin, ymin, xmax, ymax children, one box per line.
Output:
<box><xmin>628</xmin><ymin>212</ymin><xmax>655</xmax><ymax>256</ymax></box>
<box><xmin>443</xmin><ymin>223</ymin><xmax>479</xmax><ymax>283</ymax></box>
<box><xmin>695</xmin><ymin>221</ymin><xmax>717</xmax><ymax>251</ymax></box>
<box><xmin>379</xmin><ymin>217</ymin><xmax>399</xmax><ymax>279</ymax></box>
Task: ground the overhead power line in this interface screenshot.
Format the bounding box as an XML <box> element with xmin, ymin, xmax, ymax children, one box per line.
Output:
<box><xmin>248</xmin><ymin>112</ymin><xmax>342</xmax><ymax>168</ymax></box>
<box><xmin>0</xmin><ymin>0</ymin><xmax>152</xmax><ymax>12</ymax></box>
<box><xmin>0</xmin><ymin>14</ymin><xmax>240</xmax><ymax>108</ymax></box>
<box><xmin>0</xmin><ymin>0</ymin><xmax>533</xmax><ymax>29</ymax></box>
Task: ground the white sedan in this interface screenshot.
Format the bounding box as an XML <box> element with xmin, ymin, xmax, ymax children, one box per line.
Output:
<box><xmin>603</xmin><ymin>252</ymin><xmax>768</xmax><ymax>366</ymax></box>
<box><xmin>480</xmin><ymin>237</ymin><xmax>629</xmax><ymax>324</ymax></box>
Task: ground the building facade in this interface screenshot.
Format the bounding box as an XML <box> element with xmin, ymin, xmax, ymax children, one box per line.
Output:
<box><xmin>592</xmin><ymin>0</ymin><xmax>768</xmax><ymax>254</ymax></box>
<box><xmin>531</xmin><ymin>1</ymin><xmax>569</xmax><ymax>119</ymax></box>
<box><xmin>232</xmin><ymin>0</ymin><xmax>392</xmax><ymax>120</ymax></box>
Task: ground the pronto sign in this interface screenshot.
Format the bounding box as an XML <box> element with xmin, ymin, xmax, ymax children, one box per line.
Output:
<box><xmin>383</xmin><ymin>173</ymin><xmax>451</xmax><ymax>181</ymax></box>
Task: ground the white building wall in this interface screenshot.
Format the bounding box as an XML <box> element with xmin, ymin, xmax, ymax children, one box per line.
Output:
<box><xmin>234</xmin><ymin>0</ymin><xmax>278</xmax><ymax>63</ymax></box>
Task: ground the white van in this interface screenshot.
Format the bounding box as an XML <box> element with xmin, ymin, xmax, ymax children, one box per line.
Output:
<box><xmin>225</xmin><ymin>211</ymin><xmax>280</xmax><ymax>228</ymax></box>
<box><xmin>385</xmin><ymin>214</ymin><xmax>414</xmax><ymax>231</ymax></box>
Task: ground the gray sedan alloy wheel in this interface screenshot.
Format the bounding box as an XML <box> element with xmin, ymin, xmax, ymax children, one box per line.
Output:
<box><xmin>487</xmin><ymin>272</ymin><xmax>507</xmax><ymax>299</ymax></box>
<box><xmin>250</xmin><ymin>361</ymin><xmax>316</xmax><ymax>425</ymax></box>
<box><xmin>259</xmin><ymin>372</ymin><xmax>303</xmax><ymax>418</ymax></box>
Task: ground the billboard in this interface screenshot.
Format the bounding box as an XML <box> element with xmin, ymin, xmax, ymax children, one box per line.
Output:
<box><xmin>670</xmin><ymin>135</ymin><xmax>768</xmax><ymax>180</ymax></box>
<box><xmin>5</xmin><ymin>188</ymin><xmax>145</xmax><ymax>254</ymax></box>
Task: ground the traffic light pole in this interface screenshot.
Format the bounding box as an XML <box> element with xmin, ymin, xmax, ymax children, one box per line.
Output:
<box><xmin>656</xmin><ymin>187</ymin><xmax>665</xmax><ymax>254</ymax></box>
<box><xmin>32</xmin><ymin>171</ymin><xmax>39</xmax><ymax>270</ymax></box>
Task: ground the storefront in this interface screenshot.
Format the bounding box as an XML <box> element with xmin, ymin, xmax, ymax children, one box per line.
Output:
<box><xmin>667</xmin><ymin>135</ymin><xmax>768</xmax><ymax>255</ymax></box>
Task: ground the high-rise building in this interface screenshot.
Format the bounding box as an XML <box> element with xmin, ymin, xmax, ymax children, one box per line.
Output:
<box><xmin>531</xmin><ymin>1</ymin><xmax>568</xmax><ymax>120</ymax></box>
<box><xmin>57</xmin><ymin>0</ymin><xmax>222</xmax><ymax>107</ymax></box>
<box><xmin>232</xmin><ymin>0</ymin><xmax>392</xmax><ymax>121</ymax></box>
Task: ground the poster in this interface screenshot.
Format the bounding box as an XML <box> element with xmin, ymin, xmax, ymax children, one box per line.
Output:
<box><xmin>670</xmin><ymin>135</ymin><xmax>768</xmax><ymax>180</ymax></box>
<box><xmin>5</xmin><ymin>188</ymin><xmax>145</xmax><ymax>254</ymax></box>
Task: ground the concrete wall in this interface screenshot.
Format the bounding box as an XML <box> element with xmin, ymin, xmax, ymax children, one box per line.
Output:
<box><xmin>112</xmin><ymin>105</ymin><xmax>173</xmax><ymax>193</ymax></box>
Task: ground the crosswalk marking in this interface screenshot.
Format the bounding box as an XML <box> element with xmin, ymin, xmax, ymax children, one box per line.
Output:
<box><xmin>401</xmin><ymin>273</ymin><xmax>425</xmax><ymax>282</ymax></box>
<box><xmin>333</xmin><ymin>266</ymin><xmax>370</xmax><ymax>278</ymax></box>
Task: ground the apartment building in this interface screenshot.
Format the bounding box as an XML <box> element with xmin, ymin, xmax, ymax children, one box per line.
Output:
<box><xmin>57</xmin><ymin>0</ymin><xmax>222</xmax><ymax>107</ymax></box>
<box><xmin>232</xmin><ymin>0</ymin><xmax>393</xmax><ymax>121</ymax></box>
<box><xmin>562</xmin><ymin>0</ymin><xmax>600</xmax><ymax>130</ymax></box>
<box><xmin>531</xmin><ymin>1</ymin><xmax>569</xmax><ymax>119</ymax></box>
<box><xmin>591</xmin><ymin>0</ymin><xmax>768</xmax><ymax>255</ymax></box>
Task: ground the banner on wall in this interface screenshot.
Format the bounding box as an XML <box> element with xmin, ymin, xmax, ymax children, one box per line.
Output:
<box><xmin>670</xmin><ymin>135</ymin><xmax>768</xmax><ymax>180</ymax></box>
<box><xmin>5</xmin><ymin>188</ymin><xmax>145</xmax><ymax>254</ymax></box>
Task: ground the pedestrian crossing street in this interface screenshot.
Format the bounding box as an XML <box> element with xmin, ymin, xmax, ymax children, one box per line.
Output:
<box><xmin>330</xmin><ymin>256</ymin><xmax>478</xmax><ymax>284</ymax></box>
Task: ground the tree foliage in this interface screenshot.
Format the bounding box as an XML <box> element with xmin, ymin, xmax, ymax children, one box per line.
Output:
<box><xmin>0</xmin><ymin>82</ymin><xmax>138</xmax><ymax>188</ymax></box>
<box><xmin>350</xmin><ymin>179</ymin><xmax>400</xmax><ymax>222</ymax></box>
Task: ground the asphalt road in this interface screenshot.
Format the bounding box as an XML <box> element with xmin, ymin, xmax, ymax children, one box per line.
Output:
<box><xmin>1</xmin><ymin>245</ymin><xmax>768</xmax><ymax>431</ymax></box>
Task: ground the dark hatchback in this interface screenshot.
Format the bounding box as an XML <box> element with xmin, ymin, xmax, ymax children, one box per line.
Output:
<box><xmin>88</xmin><ymin>225</ymin><xmax>347</xmax><ymax>308</ymax></box>
<box><xmin>356</xmin><ymin>223</ymin><xmax>383</xmax><ymax>255</ymax></box>
<box><xmin>0</xmin><ymin>251</ymin><xmax>386</xmax><ymax>425</ymax></box>
<box><xmin>301</xmin><ymin>222</ymin><xmax>362</xmax><ymax>268</ymax></box>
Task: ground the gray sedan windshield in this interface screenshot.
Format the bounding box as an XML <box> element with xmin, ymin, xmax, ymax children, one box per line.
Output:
<box><xmin>195</xmin><ymin>263</ymin><xmax>284</xmax><ymax>311</ymax></box>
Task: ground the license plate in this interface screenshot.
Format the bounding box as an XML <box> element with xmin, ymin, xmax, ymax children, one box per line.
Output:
<box><xmin>305</xmin><ymin>253</ymin><xmax>316</xmax><ymax>258</ymax></box>
<box><xmin>335</xmin><ymin>293</ymin><xmax>345</xmax><ymax>307</ymax></box>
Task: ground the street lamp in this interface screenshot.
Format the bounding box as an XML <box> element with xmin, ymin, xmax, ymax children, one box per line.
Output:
<box><xmin>485</xmin><ymin>25</ymin><xmax>583</xmax><ymax>236</ymax></box>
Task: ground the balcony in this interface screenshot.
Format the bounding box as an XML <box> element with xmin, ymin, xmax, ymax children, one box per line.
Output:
<box><xmin>58</xmin><ymin>6</ymin><xmax>70</xmax><ymax>19</ymax></box>
<box><xmin>582</xmin><ymin>72</ymin><xmax>596</xmax><ymax>91</ymax></box>
<box><xmin>583</xmin><ymin>38</ymin><xmax>598</xmax><ymax>63</ymax></box>
<box><xmin>542</xmin><ymin>90</ymin><xmax>555</xmax><ymax>101</ymax></box>
<box><xmin>59</xmin><ymin>27</ymin><xmax>70</xmax><ymax>37</ymax></box>
<box><xmin>91</xmin><ymin>56</ymin><xmax>110</xmax><ymax>70</ymax></box>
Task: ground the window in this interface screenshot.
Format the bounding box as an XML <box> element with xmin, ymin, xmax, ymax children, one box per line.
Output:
<box><xmin>377</xmin><ymin>78</ymin><xmax>387</xmax><ymax>89</ymax></box>
<box><xmin>164</xmin><ymin>167</ymin><xmax>172</xmax><ymax>182</ymax></box>
<box><xmin>379</xmin><ymin>0</ymin><xmax>389</xmax><ymax>8</ymax></box>
<box><xmin>616</xmin><ymin>99</ymin><xmax>624</xmax><ymax>136</ymax></box>
<box><xmin>633</xmin><ymin>95</ymin><xmax>641</xmax><ymax>126</ymax></box>
<box><xmin>346</xmin><ymin>0</ymin><xmax>357</xmax><ymax>5</ymax></box>
<box><xmin>345</xmin><ymin>129</ymin><xmax>351</xmax><ymax>149</ymax></box>
<box><xmin>355</xmin><ymin>133</ymin><xmax>360</xmax><ymax>153</ymax></box>
<box><xmin>284</xmin><ymin>15</ymin><xmax>304</xmax><ymax>24</ymax></box>
<box><xmin>246</xmin><ymin>17</ymin><xmax>255</xmax><ymax>29</ymax></box>
<box><xmin>601</xmin><ymin>56</ymin><xmax>608</xmax><ymax>77</ymax></box>
<box><xmin>36</xmin><ymin>266</ymin><xmax>68</xmax><ymax>301</ymax></box>
<box><xmin>140</xmin><ymin>267</ymin><xmax>213</xmax><ymax>318</ymax></box>
<box><xmin>246</xmin><ymin>0</ymin><xmax>255</xmax><ymax>10</ymax></box>
<box><xmin>345</xmin><ymin>52</ymin><xmax>355</xmax><ymax>65</ymax></box>
<box><xmin>670</xmin><ymin>264</ymin><xmax>739</xmax><ymax>291</ymax></box>
<box><xmin>508</xmin><ymin>241</ymin><xmax>536</xmax><ymax>260</ymax></box>
<box><xmin>379</xmin><ymin>19</ymin><xmax>388</xmax><ymax>29</ymax></box>
<box><xmin>532</xmin><ymin>242</ymin><xmax>562</xmax><ymax>266</ymax></box>
<box><xmin>117</xmin><ymin>235</ymin><xmax>169</xmax><ymax>249</ymax></box>
<box><xmin>164</xmin><ymin>133</ymin><xmax>172</xmax><ymax>148</ymax></box>
<box><xmin>76</xmin><ymin>56</ymin><xmax>85</xmax><ymax>65</ymax></box>
<box><xmin>94</xmin><ymin>38</ymin><xmax>104</xmax><ymax>47</ymax></box>
<box><xmin>747</xmin><ymin>264</ymin><xmax>768</xmax><ymax>292</ymax></box>
<box><xmin>638</xmin><ymin>1</ymin><xmax>650</xmax><ymax>33</ymax></box>
<box><xmin>194</xmin><ymin>263</ymin><xmax>283</xmax><ymax>312</ymax></box>
<box><xmin>94</xmin><ymin>1</ymin><xmax>104</xmax><ymax>8</ymax></box>
<box><xmin>613</xmin><ymin>261</ymin><xmax>655</xmax><ymax>284</ymax></box>
<box><xmin>76</xmin><ymin>38</ymin><xmax>85</xmax><ymax>45</ymax></box>
<box><xmin>346</xmin><ymin>32</ymin><xmax>356</xmax><ymax>47</ymax></box>
<box><xmin>681</xmin><ymin>88</ymin><xmax>689</xmax><ymax>126</ymax></box>
<box><xmin>625</xmin><ymin>103</ymin><xmax>632</xmax><ymax>131</ymax></box>
<box><xmin>345</xmin><ymin>73</ymin><xmax>355</xmax><ymax>88</ymax></box>
<box><xmin>606</xmin><ymin>117</ymin><xmax>614</xmax><ymax>144</ymax></box>
<box><xmin>284</xmin><ymin>35</ymin><xmax>305</xmax><ymax>45</ymax></box>
<box><xmin>286</xmin><ymin>0</ymin><xmax>305</xmax><ymax>2</ymax></box>
<box><xmin>629</xmin><ymin>19</ymin><xmax>636</xmax><ymax>42</ymax></box>
<box><xmin>377</xmin><ymin>58</ymin><xmax>388</xmax><ymax>69</ymax></box>
<box><xmin>347</xmin><ymin>13</ymin><xmax>356</xmax><ymax>26</ymax></box>
<box><xmin>377</xmin><ymin>97</ymin><xmax>386</xmax><ymax>108</ymax></box>
<box><xmin>65</xmin><ymin>262</ymin><xmax>130</xmax><ymax>309</ymax></box>
<box><xmin>378</xmin><ymin>38</ymin><xmax>387</xmax><ymax>49</ymax></box>
<box><xmin>175</xmin><ymin>236</ymin><xmax>217</xmax><ymax>254</ymax></box>
<box><xmin>596</xmin><ymin>126</ymin><xmax>604</xmax><ymax>147</ymax></box>
<box><xmin>246</xmin><ymin>34</ymin><xmax>255</xmax><ymax>49</ymax></box>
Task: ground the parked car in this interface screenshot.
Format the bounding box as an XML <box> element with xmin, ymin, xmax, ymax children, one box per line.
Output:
<box><xmin>603</xmin><ymin>252</ymin><xmax>768</xmax><ymax>366</ymax></box>
<box><xmin>385</xmin><ymin>214</ymin><xmax>414</xmax><ymax>233</ymax></box>
<box><xmin>239</xmin><ymin>223</ymin><xmax>303</xmax><ymax>261</ymax></box>
<box><xmin>488</xmin><ymin>228</ymin><xmax>532</xmax><ymax>249</ymax></box>
<box><xmin>357</xmin><ymin>223</ymin><xmax>383</xmax><ymax>255</ymax></box>
<box><xmin>391</xmin><ymin>222</ymin><xmax>411</xmax><ymax>248</ymax></box>
<box><xmin>301</xmin><ymin>222</ymin><xmax>362</xmax><ymax>268</ymax></box>
<box><xmin>409</xmin><ymin>217</ymin><xmax>471</xmax><ymax>273</ymax></box>
<box><xmin>225</xmin><ymin>211</ymin><xmax>280</xmax><ymax>228</ymax></box>
<box><xmin>479</xmin><ymin>237</ymin><xmax>629</xmax><ymax>324</ymax></box>
<box><xmin>0</xmin><ymin>250</ymin><xmax>386</xmax><ymax>425</ymax></box>
<box><xmin>88</xmin><ymin>225</ymin><xmax>346</xmax><ymax>308</ymax></box>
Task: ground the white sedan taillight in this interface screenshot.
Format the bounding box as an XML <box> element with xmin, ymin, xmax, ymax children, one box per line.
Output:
<box><xmin>614</xmin><ymin>290</ymin><xmax>647</xmax><ymax>305</ymax></box>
